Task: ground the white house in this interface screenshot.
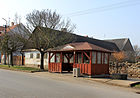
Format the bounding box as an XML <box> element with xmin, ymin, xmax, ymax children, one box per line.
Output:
<box><xmin>24</xmin><ymin>49</ymin><xmax>48</xmax><ymax>69</ymax></box>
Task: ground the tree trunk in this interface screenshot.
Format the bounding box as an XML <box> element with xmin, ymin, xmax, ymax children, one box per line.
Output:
<box><xmin>40</xmin><ymin>52</ymin><xmax>45</xmax><ymax>70</ymax></box>
<box><xmin>7</xmin><ymin>53</ymin><xmax>10</xmax><ymax>67</ymax></box>
<box><xmin>7</xmin><ymin>54</ymin><xmax>9</xmax><ymax>65</ymax></box>
<box><xmin>4</xmin><ymin>53</ymin><xmax>6</xmax><ymax>65</ymax></box>
<box><xmin>21</xmin><ymin>53</ymin><xmax>24</xmax><ymax>65</ymax></box>
<box><xmin>10</xmin><ymin>52</ymin><xmax>13</xmax><ymax>66</ymax></box>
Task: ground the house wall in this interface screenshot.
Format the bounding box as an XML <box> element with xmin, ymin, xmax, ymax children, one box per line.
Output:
<box><xmin>0</xmin><ymin>54</ymin><xmax>10</xmax><ymax>64</ymax></box>
<box><xmin>0</xmin><ymin>52</ymin><xmax>23</xmax><ymax>65</ymax></box>
<box><xmin>13</xmin><ymin>56</ymin><xmax>24</xmax><ymax>65</ymax></box>
<box><xmin>24</xmin><ymin>51</ymin><xmax>48</xmax><ymax>69</ymax></box>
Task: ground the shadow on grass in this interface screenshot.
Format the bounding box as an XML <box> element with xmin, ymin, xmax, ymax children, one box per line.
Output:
<box><xmin>31</xmin><ymin>69</ymin><xmax>48</xmax><ymax>73</ymax></box>
<box><xmin>130</xmin><ymin>82</ymin><xmax>140</xmax><ymax>88</ymax></box>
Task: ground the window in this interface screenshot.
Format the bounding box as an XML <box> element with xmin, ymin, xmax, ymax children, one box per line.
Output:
<box><xmin>102</xmin><ymin>53</ymin><xmax>104</xmax><ymax>64</ymax></box>
<box><xmin>92</xmin><ymin>52</ymin><xmax>96</xmax><ymax>64</ymax></box>
<box><xmin>30</xmin><ymin>53</ymin><xmax>33</xmax><ymax>58</ymax></box>
<box><xmin>36</xmin><ymin>53</ymin><xmax>40</xmax><ymax>59</ymax></box>
<box><xmin>105</xmin><ymin>53</ymin><xmax>108</xmax><ymax>64</ymax></box>
<box><xmin>56</xmin><ymin>53</ymin><xmax>60</xmax><ymax>63</ymax></box>
<box><xmin>97</xmin><ymin>52</ymin><xmax>101</xmax><ymax>64</ymax></box>
<box><xmin>83</xmin><ymin>52</ymin><xmax>90</xmax><ymax>64</ymax></box>
<box><xmin>70</xmin><ymin>55</ymin><xmax>74</xmax><ymax>63</ymax></box>
<box><xmin>75</xmin><ymin>53</ymin><xmax>82</xmax><ymax>63</ymax></box>
<box><xmin>63</xmin><ymin>55</ymin><xmax>68</xmax><ymax>63</ymax></box>
<box><xmin>50</xmin><ymin>53</ymin><xmax>55</xmax><ymax>63</ymax></box>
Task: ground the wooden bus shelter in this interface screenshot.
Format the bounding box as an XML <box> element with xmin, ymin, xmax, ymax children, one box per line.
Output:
<box><xmin>48</xmin><ymin>42</ymin><xmax>111</xmax><ymax>76</ymax></box>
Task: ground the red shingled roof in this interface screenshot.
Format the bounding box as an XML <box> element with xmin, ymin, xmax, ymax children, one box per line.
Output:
<box><xmin>6</xmin><ymin>24</ymin><xmax>19</xmax><ymax>32</ymax></box>
<box><xmin>0</xmin><ymin>26</ymin><xmax>5</xmax><ymax>31</ymax></box>
<box><xmin>0</xmin><ymin>24</ymin><xmax>19</xmax><ymax>33</ymax></box>
<box><xmin>0</xmin><ymin>24</ymin><xmax>19</xmax><ymax>37</ymax></box>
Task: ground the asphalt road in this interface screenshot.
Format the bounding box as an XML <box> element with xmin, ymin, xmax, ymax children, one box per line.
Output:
<box><xmin>0</xmin><ymin>69</ymin><xmax>139</xmax><ymax>98</ymax></box>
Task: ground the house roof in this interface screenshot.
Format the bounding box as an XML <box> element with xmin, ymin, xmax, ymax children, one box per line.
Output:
<box><xmin>0</xmin><ymin>26</ymin><xmax>5</xmax><ymax>36</ymax></box>
<box><xmin>0</xmin><ymin>24</ymin><xmax>19</xmax><ymax>36</ymax></box>
<box><xmin>0</xmin><ymin>23</ymin><xmax>22</xmax><ymax>33</ymax></box>
<box><xmin>0</xmin><ymin>26</ymin><xmax>5</xmax><ymax>31</ymax></box>
<box><xmin>0</xmin><ymin>23</ymin><xmax>30</xmax><ymax>52</ymax></box>
<box><xmin>24</xmin><ymin>27</ymin><xmax>119</xmax><ymax>52</ymax></box>
<box><xmin>22</xmin><ymin>49</ymin><xmax>39</xmax><ymax>52</ymax></box>
<box><xmin>48</xmin><ymin>42</ymin><xmax>112</xmax><ymax>52</ymax></box>
<box><xmin>6</xmin><ymin>24</ymin><xmax>19</xmax><ymax>32</ymax></box>
<box><xmin>104</xmin><ymin>38</ymin><xmax>134</xmax><ymax>51</ymax></box>
<box><xmin>74</xmin><ymin>34</ymin><xmax>120</xmax><ymax>52</ymax></box>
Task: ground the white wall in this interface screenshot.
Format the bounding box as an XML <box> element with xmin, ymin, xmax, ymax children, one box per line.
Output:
<box><xmin>24</xmin><ymin>51</ymin><xmax>48</xmax><ymax>68</ymax></box>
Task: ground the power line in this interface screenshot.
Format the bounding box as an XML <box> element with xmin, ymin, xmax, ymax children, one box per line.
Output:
<box><xmin>66</xmin><ymin>0</ymin><xmax>140</xmax><ymax>17</ymax></box>
<box><xmin>71</xmin><ymin>2</ymin><xmax>140</xmax><ymax>17</ymax></box>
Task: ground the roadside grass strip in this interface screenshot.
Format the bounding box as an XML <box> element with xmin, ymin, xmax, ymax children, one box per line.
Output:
<box><xmin>134</xmin><ymin>84</ymin><xmax>140</xmax><ymax>89</ymax></box>
<box><xmin>0</xmin><ymin>65</ymin><xmax>39</xmax><ymax>72</ymax></box>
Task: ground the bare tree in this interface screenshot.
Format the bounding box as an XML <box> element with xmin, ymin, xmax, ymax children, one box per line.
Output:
<box><xmin>13</xmin><ymin>13</ymin><xmax>21</xmax><ymax>25</ymax></box>
<box><xmin>112</xmin><ymin>52</ymin><xmax>126</xmax><ymax>73</ymax></box>
<box><xmin>26</xmin><ymin>9</ymin><xmax>76</xmax><ymax>70</ymax></box>
<box><xmin>0</xmin><ymin>34</ymin><xmax>9</xmax><ymax>64</ymax></box>
<box><xmin>133</xmin><ymin>45</ymin><xmax>140</xmax><ymax>56</ymax></box>
<box><xmin>0</xmin><ymin>31</ymin><xmax>21</xmax><ymax>66</ymax></box>
<box><xmin>133</xmin><ymin>45</ymin><xmax>140</xmax><ymax>62</ymax></box>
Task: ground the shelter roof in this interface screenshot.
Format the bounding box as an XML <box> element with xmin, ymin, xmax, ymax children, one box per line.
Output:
<box><xmin>48</xmin><ymin>42</ymin><xmax>112</xmax><ymax>52</ymax></box>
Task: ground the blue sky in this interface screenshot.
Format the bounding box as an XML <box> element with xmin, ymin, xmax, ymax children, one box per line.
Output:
<box><xmin>0</xmin><ymin>0</ymin><xmax>140</xmax><ymax>46</ymax></box>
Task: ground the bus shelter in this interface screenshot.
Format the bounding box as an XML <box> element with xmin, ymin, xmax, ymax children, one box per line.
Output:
<box><xmin>48</xmin><ymin>42</ymin><xmax>111</xmax><ymax>76</ymax></box>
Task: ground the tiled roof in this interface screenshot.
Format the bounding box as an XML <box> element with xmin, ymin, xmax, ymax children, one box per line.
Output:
<box><xmin>6</xmin><ymin>24</ymin><xmax>19</xmax><ymax>32</ymax></box>
<box><xmin>105</xmin><ymin>38</ymin><xmax>128</xmax><ymax>50</ymax></box>
<box><xmin>0</xmin><ymin>26</ymin><xmax>5</xmax><ymax>36</ymax></box>
<box><xmin>48</xmin><ymin>42</ymin><xmax>112</xmax><ymax>52</ymax></box>
<box><xmin>104</xmin><ymin>38</ymin><xmax>133</xmax><ymax>51</ymax></box>
<box><xmin>74</xmin><ymin>34</ymin><xmax>119</xmax><ymax>52</ymax></box>
<box><xmin>23</xmin><ymin>27</ymin><xmax>120</xmax><ymax>52</ymax></box>
<box><xmin>0</xmin><ymin>26</ymin><xmax>5</xmax><ymax>31</ymax></box>
<box><xmin>0</xmin><ymin>24</ymin><xmax>19</xmax><ymax>34</ymax></box>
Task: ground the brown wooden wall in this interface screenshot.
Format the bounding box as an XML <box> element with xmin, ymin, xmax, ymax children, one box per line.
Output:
<box><xmin>73</xmin><ymin>63</ymin><xmax>91</xmax><ymax>75</ymax></box>
<box><xmin>49</xmin><ymin>63</ymin><xmax>62</xmax><ymax>72</ymax></box>
<box><xmin>13</xmin><ymin>56</ymin><xmax>25</xmax><ymax>65</ymax></box>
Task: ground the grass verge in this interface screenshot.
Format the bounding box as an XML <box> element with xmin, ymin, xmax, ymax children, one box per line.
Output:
<box><xmin>0</xmin><ymin>65</ymin><xmax>40</xmax><ymax>72</ymax></box>
<box><xmin>134</xmin><ymin>84</ymin><xmax>140</xmax><ymax>89</ymax></box>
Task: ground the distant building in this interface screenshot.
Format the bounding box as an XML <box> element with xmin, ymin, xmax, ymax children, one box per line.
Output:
<box><xmin>104</xmin><ymin>38</ymin><xmax>134</xmax><ymax>51</ymax></box>
<box><xmin>0</xmin><ymin>22</ymin><xmax>28</xmax><ymax>65</ymax></box>
<box><xmin>104</xmin><ymin>38</ymin><xmax>134</xmax><ymax>62</ymax></box>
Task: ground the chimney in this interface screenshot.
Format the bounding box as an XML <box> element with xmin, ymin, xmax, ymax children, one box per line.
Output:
<box><xmin>11</xmin><ymin>22</ymin><xmax>14</xmax><ymax>26</ymax></box>
<box><xmin>61</xmin><ymin>28</ymin><xmax>67</xmax><ymax>32</ymax></box>
<box><xmin>84</xmin><ymin>35</ymin><xmax>88</xmax><ymax>37</ymax></box>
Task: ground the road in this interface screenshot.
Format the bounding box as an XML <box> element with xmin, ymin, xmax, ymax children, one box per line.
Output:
<box><xmin>0</xmin><ymin>69</ymin><xmax>139</xmax><ymax>98</ymax></box>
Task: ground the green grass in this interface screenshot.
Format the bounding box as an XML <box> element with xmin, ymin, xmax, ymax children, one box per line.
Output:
<box><xmin>134</xmin><ymin>84</ymin><xmax>140</xmax><ymax>89</ymax></box>
<box><xmin>0</xmin><ymin>65</ymin><xmax>39</xmax><ymax>72</ymax></box>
